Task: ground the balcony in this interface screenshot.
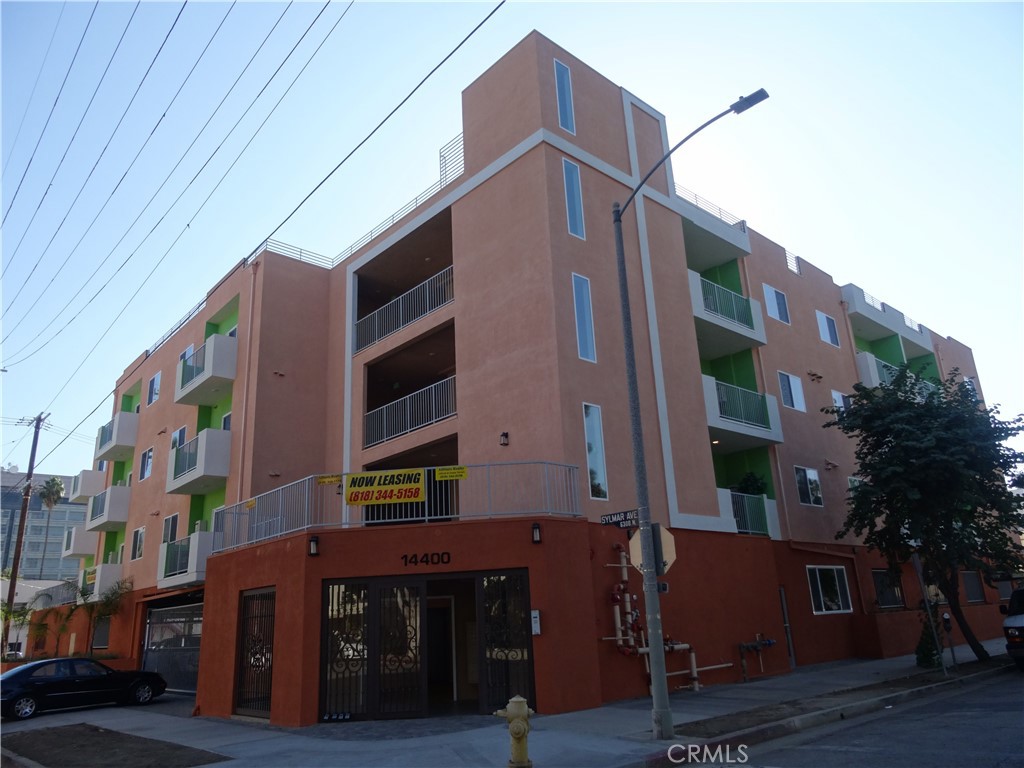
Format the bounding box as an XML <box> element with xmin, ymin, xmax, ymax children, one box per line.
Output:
<box><xmin>62</xmin><ymin>525</ymin><xmax>99</xmax><ymax>559</ymax></box>
<box><xmin>174</xmin><ymin>334</ymin><xmax>238</xmax><ymax>406</ymax></box>
<box><xmin>689</xmin><ymin>271</ymin><xmax>766</xmax><ymax>357</ymax></box>
<box><xmin>68</xmin><ymin>469</ymin><xmax>105</xmax><ymax>502</ymax></box>
<box><xmin>355</xmin><ymin>266</ymin><xmax>454</xmax><ymax>352</ymax></box>
<box><xmin>674</xmin><ymin>185</ymin><xmax>751</xmax><ymax>271</ymax></box>
<box><xmin>841</xmin><ymin>284</ymin><xmax>934</xmax><ymax>359</ymax></box>
<box><xmin>703</xmin><ymin>376</ymin><xmax>784</xmax><ymax>452</ymax></box>
<box><xmin>364</xmin><ymin>376</ymin><xmax>456</xmax><ymax>448</ymax></box>
<box><xmin>79</xmin><ymin>562</ymin><xmax>122</xmax><ymax>603</ymax></box>
<box><xmin>95</xmin><ymin>411</ymin><xmax>139</xmax><ymax>463</ymax></box>
<box><xmin>85</xmin><ymin>485</ymin><xmax>131</xmax><ymax>532</ymax></box>
<box><xmin>165</xmin><ymin>428</ymin><xmax>231</xmax><ymax>495</ymax></box>
<box><xmin>716</xmin><ymin>489</ymin><xmax>780</xmax><ymax>538</ymax></box>
<box><xmin>157</xmin><ymin>530</ymin><xmax>215</xmax><ymax>589</ymax></box>
<box><xmin>855</xmin><ymin>352</ymin><xmax>937</xmax><ymax>399</ymax></box>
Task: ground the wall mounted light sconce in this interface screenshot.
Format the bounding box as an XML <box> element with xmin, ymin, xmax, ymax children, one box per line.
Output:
<box><xmin>823</xmin><ymin>460</ymin><xmax>839</xmax><ymax>471</ymax></box>
<box><xmin>308</xmin><ymin>535</ymin><xmax>320</xmax><ymax>557</ymax></box>
<box><xmin>531</xmin><ymin>523</ymin><xmax>542</xmax><ymax>544</ymax></box>
<box><xmin>807</xmin><ymin>370</ymin><xmax>823</xmax><ymax>383</ymax></box>
<box><xmin>499</xmin><ymin>432</ymin><xmax>509</xmax><ymax>447</ymax></box>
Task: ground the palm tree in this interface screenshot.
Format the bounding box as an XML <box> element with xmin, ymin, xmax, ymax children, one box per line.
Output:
<box><xmin>36</xmin><ymin>477</ymin><xmax>65</xmax><ymax>580</ymax></box>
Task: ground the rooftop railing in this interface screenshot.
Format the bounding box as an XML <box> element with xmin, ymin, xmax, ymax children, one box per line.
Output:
<box><xmin>674</xmin><ymin>184</ymin><xmax>744</xmax><ymax>228</ymax></box>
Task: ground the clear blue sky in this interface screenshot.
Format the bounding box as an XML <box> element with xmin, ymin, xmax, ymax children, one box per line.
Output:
<box><xmin>2</xmin><ymin>1</ymin><xmax>1022</xmax><ymax>477</ymax></box>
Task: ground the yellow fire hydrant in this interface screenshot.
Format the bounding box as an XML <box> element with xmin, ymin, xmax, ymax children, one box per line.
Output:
<box><xmin>494</xmin><ymin>694</ymin><xmax>534</xmax><ymax>768</ymax></box>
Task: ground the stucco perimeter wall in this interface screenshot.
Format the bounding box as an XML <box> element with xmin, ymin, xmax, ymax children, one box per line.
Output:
<box><xmin>198</xmin><ymin>517</ymin><xmax>604</xmax><ymax>727</ymax></box>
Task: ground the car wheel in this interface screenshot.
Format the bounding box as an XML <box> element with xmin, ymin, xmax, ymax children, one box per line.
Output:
<box><xmin>10</xmin><ymin>695</ymin><xmax>38</xmax><ymax>720</ymax></box>
<box><xmin>130</xmin><ymin>682</ymin><xmax>155</xmax><ymax>705</ymax></box>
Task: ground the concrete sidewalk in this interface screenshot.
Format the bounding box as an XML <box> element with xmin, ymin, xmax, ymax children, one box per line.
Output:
<box><xmin>1</xmin><ymin>638</ymin><xmax>1013</xmax><ymax>768</ymax></box>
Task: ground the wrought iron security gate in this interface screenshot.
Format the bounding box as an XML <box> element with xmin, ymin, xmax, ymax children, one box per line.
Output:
<box><xmin>320</xmin><ymin>570</ymin><xmax>533</xmax><ymax>721</ymax></box>
<box><xmin>142</xmin><ymin>603</ymin><xmax>203</xmax><ymax>692</ymax></box>
<box><xmin>236</xmin><ymin>588</ymin><xmax>276</xmax><ymax>718</ymax></box>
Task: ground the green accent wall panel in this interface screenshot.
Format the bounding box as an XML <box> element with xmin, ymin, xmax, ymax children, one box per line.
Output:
<box><xmin>907</xmin><ymin>353</ymin><xmax>939</xmax><ymax>381</ymax></box>
<box><xmin>700</xmin><ymin>261</ymin><xmax>742</xmax><ymax>294</ymax></box>
<box><xmin>706</xmin><ymin>350</ymin><xmax>756</xmax><ymax>391</ymax></box>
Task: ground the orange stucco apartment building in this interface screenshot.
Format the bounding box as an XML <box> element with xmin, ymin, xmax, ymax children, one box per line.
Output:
<box><xmin>56</xmin><ymin>32</ymin><xmax>1006</xmax><ymax>725</ymax></box>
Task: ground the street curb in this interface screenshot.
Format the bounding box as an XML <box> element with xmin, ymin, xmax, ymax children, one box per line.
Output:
<box><xmin>637</xmin><ymin>662</ymin><xmax>1014</xmax><ymax>767</ymax></box>
<box><xmin>0</xmin><ymin>746</ymin><xmax>46</xmax><ymax>768</ymax></box>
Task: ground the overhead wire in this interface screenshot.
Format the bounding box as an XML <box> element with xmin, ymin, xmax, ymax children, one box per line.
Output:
<box><xmin>1</xmin><ymin>1</ymin><xmax>69</xmax><ymax>174</ymax></box>
<box><xmin>2</xmin><ymin>1</ymin><xmax>143</xmax><ymax>321</ymax></box>
<box><xmin>0</xmin><ymin>1</ymin><xmax>100</xmax><ymax>240</ymax></box>
<box><xmin>1</xmin><ymin>0</ymin><xmax>189</xmax><ymax>317</ymax></box>
<box><xmin>3</xmin><ymin>1</ymin><xmax>296</xmax><ymax>359</ymax></box>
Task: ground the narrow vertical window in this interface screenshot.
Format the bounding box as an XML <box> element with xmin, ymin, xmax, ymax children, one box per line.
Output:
<box><xmin>131</xmin><ymin>527</ymin><xmax>146</xmax><ymax>560</ymax></box>
<box><xmin>554</xmin><ymin>59</ymin><xmax>576</xmax><ymax>134</ymax></box>
<box><xmin>762</xmin><ymin>284</ymin><xmax>790</xmax><ymax>324</ymax></box>
<box><xmin>562</xmin><ymin>158</ymin><xmax>586</xmax><ymax>239</ymax></box>
<box><xmin>572</xmin><ymin>273</ymin><xmax>596</xmax><ymax>362</ymax></box>
<box><xmin>147</xmin><ymin>372</ymin><xmax>161</xmax><ymax>405</ymax></box>
<box><xmin>582</xmin><ymin>403</ymin><xmax>608</xmax><ymax>500</ymax></box>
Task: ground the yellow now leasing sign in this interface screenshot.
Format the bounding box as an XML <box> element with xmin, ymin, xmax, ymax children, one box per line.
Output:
<box><xmin>345</xmin><ymin>469</ymin><xmax>425</xmax><ymax>505</ymax></box>
<box><xmin>434</xmin><ymin>465</ymin><xmax>468</xmax><ymax>481</ymax></box>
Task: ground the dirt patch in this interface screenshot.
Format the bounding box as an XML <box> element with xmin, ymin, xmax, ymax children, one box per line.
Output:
<box><xmin>675</xmin><ymin>657</ymin><xmax>1013</xmax><ymax>739</ymax></box>
<box><xmin>1</xmin><ymin>723</ymin><xmax>225</xmax><ymax>768</ymax></box>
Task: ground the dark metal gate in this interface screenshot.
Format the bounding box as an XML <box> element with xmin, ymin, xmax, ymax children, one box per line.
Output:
<box><xmin>479</xmin><ymin>572</ymin><xmax>534</xmax><ymax>712</ymax></box>
<box><xmin>142</xmin><ymin>603</ymin><xmax>203</xmax><ymax>692</ymax></box>
<box><xmin>236</xmin><ymin>588</ymin><xmax>276</xmax><ymax>718</ymax></box>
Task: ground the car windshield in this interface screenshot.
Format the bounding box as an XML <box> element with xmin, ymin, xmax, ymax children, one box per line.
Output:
<box><xmin>1008</xmin><ymin>589</ymin><xmax>1024</xmax><ymax>617</ymax></box>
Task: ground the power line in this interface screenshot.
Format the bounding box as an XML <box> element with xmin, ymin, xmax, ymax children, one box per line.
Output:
<box><xmin>0</xmin><ymin>1</ymin><xmax>100</xmax><ymax>240</ymax></box>
<box><xmin>3</xmin><ymin>1</ymin><xmax>297</xmax><ymax>360</ymax></box>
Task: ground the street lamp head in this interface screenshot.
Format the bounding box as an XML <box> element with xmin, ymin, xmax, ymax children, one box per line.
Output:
<box><xmin>730</xmin><ymin>88</ymin><xmax>769</xmax><ymax>114</ymax></box>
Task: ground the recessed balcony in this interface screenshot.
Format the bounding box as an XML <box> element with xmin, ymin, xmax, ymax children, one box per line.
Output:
<box><xmin>364</xmin><ymin>376</ymin><xmax>456</xmax><ymax>448</ymax></box>
<box><xmin>84</xmin><ymin>485</ymin><xmax>131</xmax><ymax>532</ymax></box>
<box><xmin>166</xmin><ymin>428</ymin><xmax>231</xmax><ymax>495</ymax></box>
<box><xmin>62</xmin><ymin>525</ymin><xmax>99</xmax><ymax>559</ymax></box>
<box><xmin>675</xmin><ymin>185</ymin><xmax>751</xmax><ymax>272</ymax></box>
<box><xmin>841</xmin><ymin>284</ymin><xmax>934</xmax><ymax>359</ymax></box>
<box><xmin>95</xmin><ymin>411</ymin><xmax>139</xmax><ymax>464</ymax></box>
<box><xmin>68</xmin><ymin>469</ymin><xmax>105</xmax><ymax>502</ymax></box>
<box><xmin>689</xmin><ymin>271</ymin><xmax>766</xmax><ymax>357</ymax></box>
<box><xmin>79</xmin><ymin>562</ymin><xmax>122</xmax><ymax>603</ymax></box>
<box><xmin>715</xmin><ymin>489</ymin><xmax>781</xmax><ymax>539</ymax></box>
<box><xmin>174</xmin><ymin>334</ymin><xmax>238</xmax><ymax>406</ymax></box>
<box><xmin>157</xmin><ymin>530</ymin><xmax>215</xmax><ymax>589</ymax></box>
<box><xmin>703</xmin><ymin>375</ymin><xmax>784</xmax><ymax>452</ymax></box>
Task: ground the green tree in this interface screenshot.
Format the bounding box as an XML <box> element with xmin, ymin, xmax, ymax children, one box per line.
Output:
<box><xmin>28</xmin><ymin>577</ymin><xmax>132</xmax><ymax>657</ymax></box>
<box><xmin>825</xmin><ymin>366</ymin><xmax>1024</xmax><ymax>661</ymax></box>
<box><xmin>36</xmin><ymin>477</ymin><xmax>65</xmax><ymax>579</ymax></box>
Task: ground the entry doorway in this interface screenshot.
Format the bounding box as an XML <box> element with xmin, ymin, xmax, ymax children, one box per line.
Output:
<box><xmin>320</xmin><ymin>569</ymin><xmax>532</xmax><ymax>721</ymax></box>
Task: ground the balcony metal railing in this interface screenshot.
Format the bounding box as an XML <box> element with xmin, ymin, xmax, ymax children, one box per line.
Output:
<box><xmin>715</xmin><ymin>381</ymin><xmax>771</xmax><ymax>429</ymax></box>
<box><xmin>354</xmin><ymin>266</ymin><xmax>454</xmax><ymax>351</ymax></box>
<box><xmin>89</xmin><ymin>491</ymin><xmax>108</xmax><ymax>522</ymax></box>
<box><xmin>173</xmin><ymin>436</ymin><xmax>200</xmax><ymax>479</ymax></box>
<box><xmin>97</xmin><ymin>420</ymin><xmax>115</xmax><ymax>450</ymax></box>
<box><xmin>213</xmin><ymin>461</ymin><xmax>581</xmax><ymax>552</ymax></box>
<box><xmin>700</xmin><ymin>278</ymin><xmax>754</xmax><ymax>329</ymax></box>
<box><xmin>180</xmin><ymin>343</ymin><xmax>208</xmax><ymax>389</ymax></box>
<box><xmin>731</xmin><ymin>492</ymin><xmax>769</xmax><ymax>536</ymax></box>
<box><xmin>164</xmin><ymin>538</ymin><xmax>191</xmax><ymax>578</ymax></box>
<box><xmin>364</xmin><ymin>376</ymin><xmax>456</xmax><ymax>448</ymax></box>
<box><xmin>674</xmin><ymin>184</ymin><xmax>744</xmax><ymax>228</ymax></box>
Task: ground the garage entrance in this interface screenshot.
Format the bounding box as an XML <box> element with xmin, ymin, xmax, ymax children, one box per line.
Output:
<box><xmin>320</xmin><ymin>569</ymin><xmax>532</xmax><ymax>721</ymax></box>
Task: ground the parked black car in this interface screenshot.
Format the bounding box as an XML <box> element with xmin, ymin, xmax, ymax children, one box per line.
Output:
<box><xmin>1</xmin><ymin>658</ymin><xmax>167</xmax><ymax>720</ymax></box>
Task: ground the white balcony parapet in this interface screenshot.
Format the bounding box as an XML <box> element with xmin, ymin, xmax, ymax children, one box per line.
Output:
<box><xmin>62</xmin><ymin>525</ymin><xmax>99</xmax><ymax>559</ymax></box>
<box><xmin>84</xmin><ymin>485</ymin><xmax>131</xmax><ymax>532</ymax></box>
<box><xmin>79</xmin><ymin>562</ymin><xmax>123</xmax><ymax>603</ymax></box>
<box><xmin>157</xmin><ymin>530</ymin><xmax>215</xmax><ymax>589</ymax></box>
<box><xmin>165</xmin><ymin>428</ymin><xmax>231</xmax><ymax>495</ymax></box>
<box><xmin>68</xmin><ymin>470</ymin><xmax>105</xmax><ymax>502</ymax></box>
<box><xmin>174</xmin><ymin>334</ymin><xmax>238</xmax><ymax>406</ymax></box>
<box><xmin>95</xmin><ymin>411</ymin><xmax>139</xmax><ymax>464</ymax></box>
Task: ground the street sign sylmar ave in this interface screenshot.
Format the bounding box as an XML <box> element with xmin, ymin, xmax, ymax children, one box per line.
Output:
<box><xmin>600</xmin><ymin>509</ymin><xmax>639</xmax><ymax>528</ymax></box>
<box><xmin>343</xmin><ymin>469</ymin><xmax>425</xmax><ymax>505</ymax></box>
<box><xmin>628</xmin><ymin>523</ymin><xmax>677</xmax><ymax>575</ymax></box>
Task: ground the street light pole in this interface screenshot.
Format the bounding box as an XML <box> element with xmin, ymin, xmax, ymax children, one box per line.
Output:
<box><xmin>612</xmin><ymin>88</ymin><xmax>768</xmax><ymax>740</ymax></box>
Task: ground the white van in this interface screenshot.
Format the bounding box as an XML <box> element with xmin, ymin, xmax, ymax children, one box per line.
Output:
<box><xmin>999</xmin><ymin>588</ymin><xmax>1024</xmax><ymax>670</ymax></box>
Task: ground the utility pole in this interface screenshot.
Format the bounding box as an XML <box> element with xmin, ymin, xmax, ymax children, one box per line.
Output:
<box><xmin>2</xmin><ymin>413</ymin><xmax>46</xmax><ymax>655</ymax></box>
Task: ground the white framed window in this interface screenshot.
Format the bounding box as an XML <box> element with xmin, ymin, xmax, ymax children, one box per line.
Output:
<box><xmin>117</xmin><ymin>543</ymin><xmax>125</xmax><ymax>564</ymax></box>
<box><xmin>778</xmin><ymin>371</ymin><xmax>806</xmax><ymax>411</ymax></box>
<box><xmin>162</xmin><ymin>514</ymin><xmax>178</xmax><ymax>544</ymax></box>
<box><xmin>130</xmin><ymin>526</ymin><xmax>146</xmax><ymax>561</ymax></box>
<box><xmin>807</xmin><ymin>566</ymin><xmax>852</xmax><ymax>614</ymax></box>
<box><xmin>562</xmin><ymin>158</ymin><xmax>586</xmax><ymax>239</ymax></box>
<box><xmin>227</xmin><ymin>326</ymin><xmax>238</xmax><ymax>338</ymax></box>
<box><xmin>572</xmin><ymin>273</ymin><xmax>597</xmax><ymax>362</ymax></box>
<box><xmin>147</xmin><ymin>372</ymin><xmax>161</xmax><ymax>405</ymax></box>
<box><xmin>794</xmin><ymin>466</ymin><xmax>823</xmax><ymax>506</ymax></box>
<box><xmin>962</xmin><ymin>571</ymin><xmax>985</xmax><ymax>603</ymax></box>
<box><xmin>171</xmin><ymin>426</ymin><xmax>187</xmax><ymax>450</ymax></box>
<box><xmin>179</xmin><ymin>344</ymin><xmax>194</xmax><ymax>363</ymax></box>
<box><xmin>816</xmin><ymin>310</ymin><xmax>840</xmax><ymax>347</ymax></box>
<box><xmin>582</xmin><ymin>403</ymin><xmax>608</xmax><ymax>500</ymax></box>
<box><xmin>762</xmin><ymin>284</ymin><xmax>790</xmax><ymax>324</ymax></box>
<box><xmin>554</xmin><ymin>58</ymin><xmax>576</xmax><ymax>134</ymax></box>
<box><xmin>139</xmin><ymin>448</ymin><xmax>154</xmax><ymax>481</ymax></box>
<box><xmin>221</xmin><ymin>412</ymin><xmax>232</xmax><ymax>431</ymax></box>
<box><xmin>872</xmin><ymin>569</ymin><xmax>905</xmax><ymax>609</ymax></box>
